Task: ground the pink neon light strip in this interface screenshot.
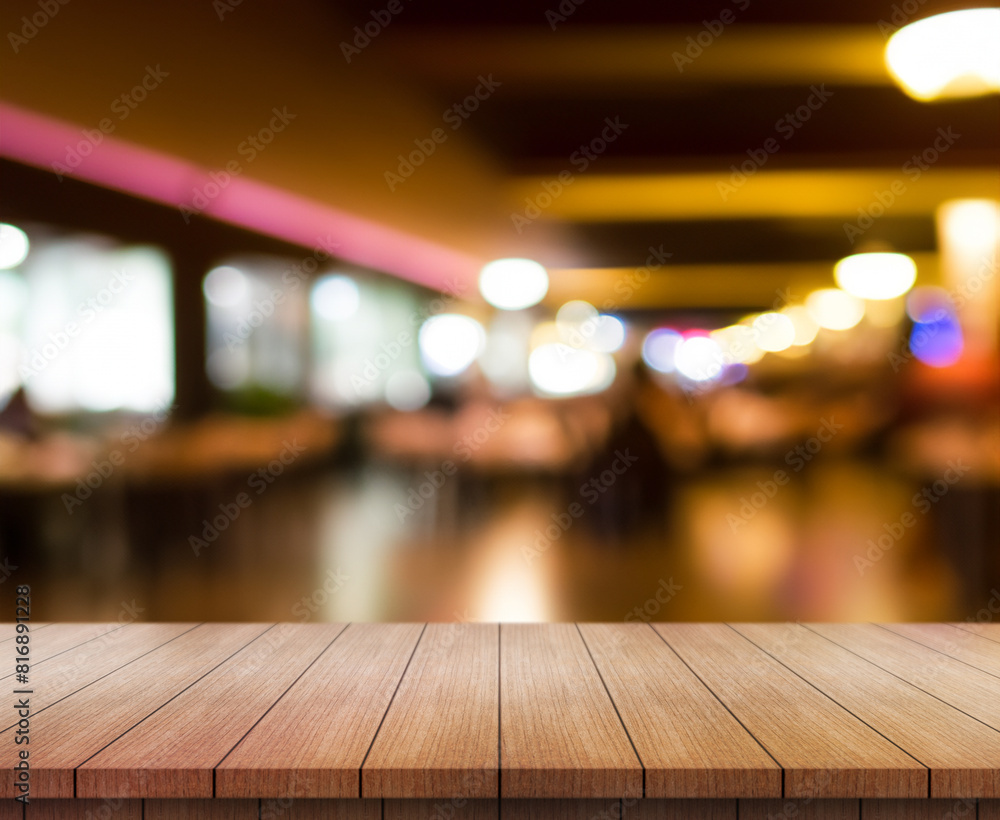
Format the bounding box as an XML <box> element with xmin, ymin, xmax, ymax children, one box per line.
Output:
<box><xmin>0</xmin><ymin>101</ymin><xmax>481</xmax><ymax>294</ymax></box>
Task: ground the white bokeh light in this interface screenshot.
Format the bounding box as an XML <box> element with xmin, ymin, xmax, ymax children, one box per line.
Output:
<box><xmin>419</xmin><ymin>314</ymin><xmax>485</xmax><ymax>377</ymax></box>
<box><xmin>312</xmin><ymin>274</ymin><xmax>361</xmax><ymax>322</ymax></box>
<box><xmin>674</xmin><ymin>336</ymin><xmax>725</xmax><ymax>382</ymax></box>
<box><xmin>203</xmin><ymin>266</ymin><xmax>250</xmax><ymax>308</ymax></box>
<box><xmin>479</xmin><ymin>258</ymin><xmax>549</xmax><ymax>310</ymax></box>
<box><xmin>0</xmin><ymin>224</ymin><xmax>30</xmax><ymax>270</ymax></box>
<box><xmin>529</xmin><ymin>343</ymin><xmax>615</xmax><ymax>396</ymax></box>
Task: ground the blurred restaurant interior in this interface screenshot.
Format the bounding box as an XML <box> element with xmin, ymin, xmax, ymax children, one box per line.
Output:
<box><xmin>0</xmin><ymin>0</ymin><xmax>998</xmax><ymax>624</ymax></box>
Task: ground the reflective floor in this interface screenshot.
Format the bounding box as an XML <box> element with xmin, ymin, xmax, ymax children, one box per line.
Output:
<box><xmin>16</xmin><ymin>457</ymin><xmax>996</xmax><ymax>624</ymax></box>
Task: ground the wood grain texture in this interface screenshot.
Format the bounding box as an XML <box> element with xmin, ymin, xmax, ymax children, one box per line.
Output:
<box><xmin>655</xmin><ymin>624</ymin><xmax>926</xmax><ymax>799</ymax></box>
<box><xmin>625</xmin><ymin>798</ymin><xmax>737</xmax><ymax>820</ymax></box>
<box><xmin>504</xmin><ymin>799</ymin><xmax>632</xmax><ymax>820</ymax></box>
<box><xmin>734</xmin><ymin>623</ymin><xmax>1000</xmax><ymax>798</ymax></box>
<box><xmin>578</xmin><ymin>623</ymin><xmax>780</xmax><ymax>798</ymax></box>
<box><xmin>982</xmin><ymin>799</ymin><xmax>1000</xmax><ymax>819</ymax></box>
<box><xmin>0</xmin><ymin>622</ymin><xmax>123</xmax><ymax>681</ymax></box>
<box><xmin>363</xmin><ymin>623</ymin><xmax>498</xmax><ymax>798</ymax></box>
<box><xmin>25</xmin><ymin>799</ymin><xmax>141</xmax><ymax>819</ymax></box>
<box><xmin>78</xmin><ymin>624</ymin><xmax>345</xmax><ymax>798</ymax></box>
<box><xmin>0</xmin><ymin>623</ymin><xmax>269</xmax><ymax>798</ymax></box>
<box><xmin>386</xmin><ymin>798</ymin><xmax>498</xmax><ymax>820</ymax></box>
<box><xmin>880</xmin><ymin>624</ymin><xmax>1000</xmax><ymax>678</ymax></box>
<box><xmin>0</xmin><ymin>801</ymin><xmax>17</xmax><ymax>820</ymax></box>
<box><xmin>739</xmin><ymin>800</ymin><xmax>858</xmax><ymax>819</ymax></box>
<box><xmin>144</xmin><ymin>799</ymin><xmax>258</xmax><ymax>819</ymax></box>
<box><xmin>860</xmin><ymin>798</ymin><xmax>978</xmax><ymax>818</ymax></box>
<box><xmin>216</xmin><ymin>622</ymin><xmax>424</xmax><ymax>798</ymax></box>
<box><xmin>0</xmin><ymin>623</ymin><xmax>197</xmax><ymax>727</ymax></box>
<box><xmin>950</xmin><ymin>623</ymin><xmax>1000</xmax><ymax>641</ymax></box>
<box><xmin>500</xmin><ymin>623</ymin><xmax>642</xmax><ymax>798</ymax></box>
<box><xmin>0</xmin><ymin>622</ymin><xmax>50</xmax><ymax>642</ymax></box>
<box><xmin>274</xmin><ymin>798</ymin><xmax>380</xmax><ymax>820</ymax></box>
<box><xmin>806</xmin><ymin>623</ymin><xmax>1000</xmax><ymax>732</ymax></box>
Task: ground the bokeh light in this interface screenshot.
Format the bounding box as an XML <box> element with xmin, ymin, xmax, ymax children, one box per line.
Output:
<box><xmin>674</xmin><ymin>336</ymin><xmax>725</xmax><ymax>382</ymax></box>
<box><xmin>203</xmin><ymin>266</ymin><xmax>250</xmax><ymax>308</ymax></box>
<box><xmin>834</xmin><ymin>252</ymin><xmax>917</xmax><ymax>300</ymax></box>
<box><xmin>806</xmin><ymin>288</ymin><xmax>865</xmax><ymax>331</ymax></box>
<box><xmin>312</xmin><ymin>274</ymin><xmax>360</xmax><ymax>321</ymax></box>
<box><xmin>642</xmin><ymin>328</ymin><xmax>682</xmax><ymax>373</ymax></box>
<box><xmin>0</xmin><ymin>224</ymin><xmax>29</xmax><ymax>270</ymax></box>
<box><xmin>886</xmin><ymin>9</ymin><xmax>1000</xmax><ymax>100</ymax></box>
<box><xmin>479</xmin><ymin>258</ymin><xmax>549</xmax><ymax>310</ymax></box>
<box><xmin>529</xmin><ymin>343</ymin><xmax>615</xmax><ymax>396</ymax></box>
<box><xmin>418</xmin><ymin>313</ymin><xmax>485</xmax><ymax>377</ymax></box>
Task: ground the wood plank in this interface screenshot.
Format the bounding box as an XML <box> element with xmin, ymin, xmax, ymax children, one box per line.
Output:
<box><xmin>216</xmin><ymin>622</ymin><xmax>424</xmax><ymax>798</ymax></box>
<box><xmin>578</xmin><ymin>623</ymin><xmax>780</xmax><ymax>798</ymax></box>
<box><xmin>739</xmin><ymin>800</ymin><xmax>858</xmax><ymax>819</ymax></box>
<box><xmin>0</xmin><ymin>623</ymin><xmax>269</xmax><ymax>798</ymax></box>
<box><xmin>0</xmin><ymin>623</ymin><xmax>197</xmax><ymax>725</ymax></box>
<box><xmin>500</xmin><ymin>623</ymin><xmax>642</xmax><ymax>798</ymax></box>
<box><xmin>144</xmin><ymin>799</ymin><xmax>258</xmax><ymax>820</ymax></box>
<box><xmin>0</xmin><ymin>622</ymin><xmax>50</xmax><ymax>643</ymax></box>
<box><xmin>25</xmin><ymin>799</ymin><xmax>141</xmax><ymax>819</ymax></box>
<box><xmin>363</xmin><ymin>623</ymin><xmax>498</xmax><ymax>798</ymax></box>
<box><xmin>77</xmin><ymin>623</ymin><xmax>346</xmax><ymax>798</ymax></box>
<box><xmin>273</xmin><ymin>798</ymin><xmax>380</xmax><ymax>820</ymax></box>
<box><xmin>734</xmin><ymin>623</ymin><xmax>1000</xmax><ymax>798</ymax></box>
<box><xmin>0</xmin><ymin>623</ymin><xmax>123</xmax><ymax>681</ymax></box>
<box><xmin>950</xmin><ymin>623</ymin><xmax>1000</xmax><ymax>642</ymax></box>
<box><xmin>0</xmin><ymin>801</ymin><xmax>16</xmax><ymax>820</ymax></box>
<box><xmin>806</xmin><ymin>623</ymin><xmax>1000</xmax><ymax>731</ymax></box>
<box><xmin>386</xmin><ymin>798</ymin><xmax>497</xmax><ymax>820</ymax></box>
<box><xmin>504</xmin><ymin>799</ymin><xmax>630</xmax><ymax>820</ymax></box>
<box><xmin>625</xmin><ymin>798</ymin><xmax>737</xmax><ymax>820</ymax></box>
<box><xmin>655</xmin><ymin>624</ymin><xmax>926</xmax><ymax>799</ymax></box>
<box><xmin>982</xmin><ymin>799</ymin><xmax>1000</xmax><ymax>819</ymax></box>
<box><xmin>860</xmin><ymin>798</ymin><xmax>978</xmax><ymax>819</ymax></box>
<box><xmin>880</xmin><ymin>624</ymin><xmax>1000</xmax><ymax>678</ymax></box>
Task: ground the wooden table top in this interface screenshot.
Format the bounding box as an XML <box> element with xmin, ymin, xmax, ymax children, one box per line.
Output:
<box><xmin>3</xmin><ymin>622</ymin><xmax>999</xmax><ymax>802</ymax></box>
